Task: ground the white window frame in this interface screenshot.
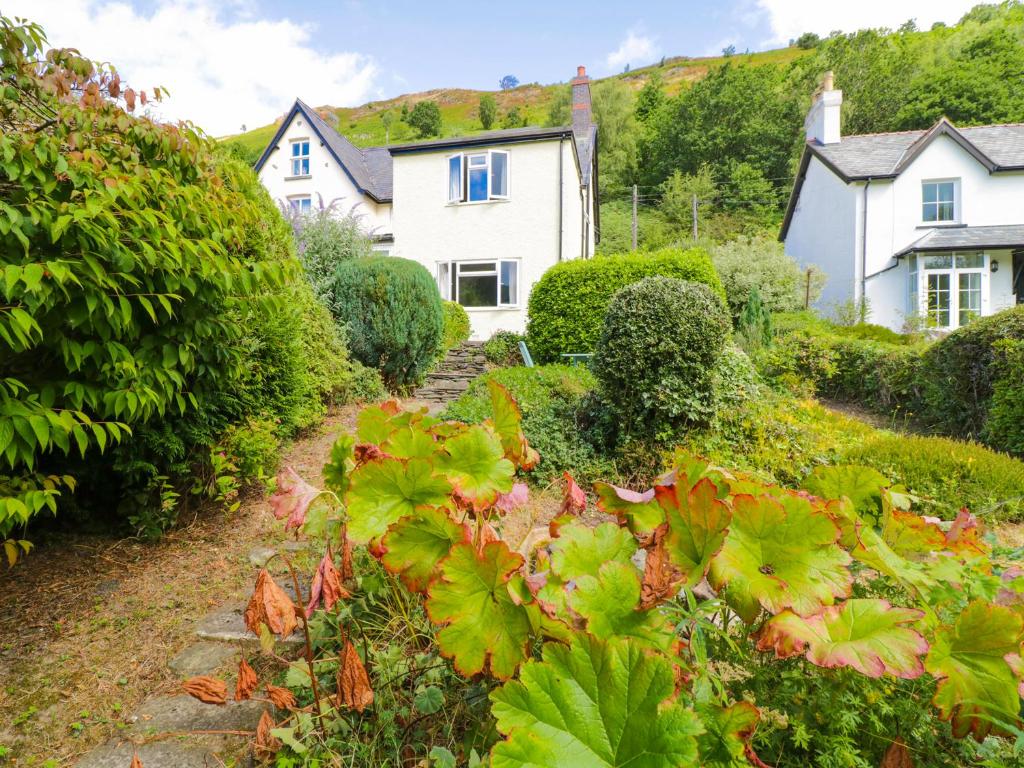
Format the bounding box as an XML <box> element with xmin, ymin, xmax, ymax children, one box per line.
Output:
<box><xmin>290</xmin><ymin>139</ymin><xmax>311</xmax><ymax>177</ymax></box>
<box><xmin>921</xmin><ymin>179</ymin><xmax>958</xmax><ymax>224</ymax></box>
<box><xmin>288</xmin><ymin>194</ymin><xmax>312</xmax><ymax>214</ymax></box>
<box><xmin>912</xmin><ymin>251</ymin><xmax>987</xmax><ymax>330</ymax></box>
<box><xmin>446</xmin><ymin>150</ymin><xmax>510</xmax><ymax>204</ymax></box>
<box><xmin>436</xmin><ymin>259</ymin><xmax>519</xmax><ymax>309</ymax></box>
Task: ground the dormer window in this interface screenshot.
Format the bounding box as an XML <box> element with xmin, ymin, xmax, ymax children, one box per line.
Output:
<box><xmin>290</xmin><ymin>139</ymin><xmax>310</xmax><ymax>177</ymax></box>
<box><xmin>447</xmin><ymin>150</ymin><xmax>509</xmax><ymax>203</ymax></box>
<box><xmin>922</xmin><ymin>180</ymin><xmax>956</xmax><ymax>223</ymax></box>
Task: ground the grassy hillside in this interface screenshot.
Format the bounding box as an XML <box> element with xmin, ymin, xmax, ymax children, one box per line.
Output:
<box><xmin>224</xmin><ymin>46</ymin><xmax>810</xmax><ymax>158</ymax></box>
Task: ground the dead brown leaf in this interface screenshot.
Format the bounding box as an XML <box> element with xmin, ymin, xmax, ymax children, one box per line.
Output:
<box><xmin>265</xmin><ymin>684</ymin><xmax>297</xmax><ymax>709</ymax></box>
<box><xmin>130</xmin><ymin>752</ymin><xmax>143</xmax><ymax>768</ymax></box>
<box><xmin>336</xmin><ymin>640</ymin><xmax>374</xmax><ymax>712</ymax></box>
<box><xmin>244</xmin><ymin>569</ymin><xmax>297</xmax><ymax>638</ymax></box>
<box><xmin>254</xmin><ymin>709</ymin><xmax>281</xmax><ymax>758</ymax></box>
<box><xmin>640</xmin><ymin>523</ymin><xmax>683</xmax><ymax>609</ymax></box>
<box><xmin>881</xmin><ymin>739</ymin><xmax>913</xmax><ymax>768</ymax></box>
<box><xmin>234</xmin><ymin>657</ymin><xmax>258</xmax><ymax>701</ymax></box>
<box><xmin>182</xmin><ymin>675</ymin><xmax>227</xmax><ymax>705</ymax></box>
<box><xmin>306</xmin><ymin>550</ymin><xmax>351</xmax><ymax>618</ymax></box>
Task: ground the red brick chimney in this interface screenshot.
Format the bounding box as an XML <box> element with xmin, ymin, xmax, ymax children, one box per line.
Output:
<box><xmin>571</xmin><ymin>65</ymin><xmax>593</xmax><ymax>136</ymax></box>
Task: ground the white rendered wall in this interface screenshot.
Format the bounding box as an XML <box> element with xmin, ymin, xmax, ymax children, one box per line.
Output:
<box><xmin>257</xmin><ymin>113</ymin><xmax>392</xmax><ymax>237</ymax></box>
<box><xmin>784</xmin><ymin>155</ymin><xmax>858</xmax><ymax>313</ymax></box>
<box><xmin>391</xmin><ymin>138</ymin><xmax>585</xmax><ymax>339</ymax></box>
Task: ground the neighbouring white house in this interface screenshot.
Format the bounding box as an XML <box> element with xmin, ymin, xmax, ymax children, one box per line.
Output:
<box><xmin>255</xmin><ymin>67</ymin><xmax>599</xmax><ymax>339</ymax></box>
<box><xmin>781</xmin><ymin>73</ymin><xmax>1024</xmax><ymax>333</ymax></box>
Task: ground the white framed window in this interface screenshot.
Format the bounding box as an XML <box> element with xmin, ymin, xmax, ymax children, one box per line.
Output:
<box><xmin>290</xmin><ymin>139</ymin><xmax>310</xmax><ymax>176</ymax></box>
<box><xmin>922</xmin><ymin>179</ymin><xmax>957</xmax><ymax>223</ymax></box>
<box><xmin>913</xmin><ymin>251</ymin><xmax>985</xmax><ymax>329</ymax></box>
<box><xmin>446</xmin><ymin>150</ymin><xmax>510</xmax><ymax>204</ymax></box>
<box><xmin>288</xmin><ymin>195</ymin><xmax>312</xmax><ymax>214</ymax></box>
<box><xmin>436</xmin><ymin>260</ymin><xmax>519</xmax><ymax>308</ymax></box>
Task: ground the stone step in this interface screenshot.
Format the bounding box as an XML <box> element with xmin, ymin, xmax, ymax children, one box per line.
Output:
<box><xmin>195</xmin><ymin>604</ymin><xmax>304</xmax><ymax>649</ymax></box>
<box><xmin>76</xmin><ymin>742</ymin><xmax>217</xmax><ymax>768</ymax></box>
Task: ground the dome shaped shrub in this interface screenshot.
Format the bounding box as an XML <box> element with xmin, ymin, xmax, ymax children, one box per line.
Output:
<box><xmin>331</xmin><ymin>256</ymin><xmax>443</xmax><ymax>389</ymax></box>
<box><xmin>592</xmin><ymin>277</ymin><xmax>730</xmax><ymax>438</ymax></box>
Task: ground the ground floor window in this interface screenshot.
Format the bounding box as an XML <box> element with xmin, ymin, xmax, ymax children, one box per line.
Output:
<box><xmin>288</xmin><ymin>195</ymin><xmax>312</xmax><ymax>214</ymax></box>
<box><xmin>437</xmin><ymin>260</ymin><xmax>519</xmax><ymax>308</ymax></box>
<box><xmin>909</xmin><ymin>252</ymin><xmax>986</xmax><ymax>330</ymax></box>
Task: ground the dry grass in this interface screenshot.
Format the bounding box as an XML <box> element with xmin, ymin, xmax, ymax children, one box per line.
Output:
<box><xmin>0</xmin><ymin>408</ymin><xmax>360</xmax><ymax>766</ymax></box>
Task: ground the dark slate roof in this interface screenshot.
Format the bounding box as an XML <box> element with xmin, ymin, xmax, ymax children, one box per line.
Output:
<box><xmin>781</xmin><ymin>118</ymin><xmax>1024</xmax><ymax>240</ymax></box>
<box><xmin>388</xmin><ymin>126</ymin><xmax>576</xmax><ymax>152</ymax></box>
<box><xmin>254</xmin><ymin>99</ymin><xmax>394</xmax><ymax>202</ymax></box>
<box><xmin>255</xmin><ymin>101</ymin><xmax>599</xmax><ymax>204</ymax></box>
<box><xmin>895</xmin><ymin>224</ymin><xmax>1024</xmax><ymax>257</ymax></box>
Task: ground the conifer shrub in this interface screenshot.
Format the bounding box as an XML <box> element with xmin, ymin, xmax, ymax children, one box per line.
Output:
<box><xmin>526</xmin><ymin>247</ymin><xmax>724</xmax><ymax>362</ymax></box>
<box><xmin>440</xmin><ymin>301</ymin><xmax>471</xmax><ymax>352</ymax></box>
<box><xmin>331</xmin><ymin>256</ymin><xmax>444</xmax><ymax>389</ymax></box>
<box><xmin>591</xmin><ymin>277</ymin><xmax>731</xmax><ymax>439</ymax></box>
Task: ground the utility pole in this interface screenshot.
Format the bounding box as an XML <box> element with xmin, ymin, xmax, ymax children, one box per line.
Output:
<box><xmin>631</xmin><ymin>184</ymin><xmax>638</xmax><ymax>250</ymax></box>
<box><xmin>691</xmin><ymin>194</ymin><xmax>698</xmax><ymax>241</ymax></box>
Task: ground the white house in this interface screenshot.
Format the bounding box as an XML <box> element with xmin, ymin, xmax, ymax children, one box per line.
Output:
<box><xmin>255</xmin><ymin>67</ymin><xmax>599</xmax><ymax>339</ymax></box>
<box><xmin>781</xmin><ymin>74</ymin><xmax>1024</xmax><ymax>332</ymax></box>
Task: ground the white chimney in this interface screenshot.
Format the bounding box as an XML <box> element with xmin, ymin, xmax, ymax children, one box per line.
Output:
<box><xmin>805</xmin><ymin>71</ymin><xmax>842</xmax><ymax>145</ymax></box>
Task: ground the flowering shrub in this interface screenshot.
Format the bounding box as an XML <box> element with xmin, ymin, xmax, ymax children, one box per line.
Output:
<box><xmin>183</xmin><ymin>385</ymin><xmax>1024</xmax><ymax>765</ymax></box>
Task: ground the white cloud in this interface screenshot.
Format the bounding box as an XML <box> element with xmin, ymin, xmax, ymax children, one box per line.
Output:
<box><xmin>4</xmin><ymin>0</ymin><xmax>378</xmax><ymax>135</ymax></box>
<box><xmin>606</xmin><ymin>29</ymin><xmax>660</xmax><ymax>71</ymax></box>
<box><xmin>755</xmin><ymin>0</ymin><xmax>984</xmax><ymax>45</ymax></box>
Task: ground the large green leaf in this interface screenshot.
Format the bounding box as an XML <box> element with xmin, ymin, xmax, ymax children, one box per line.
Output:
<box><xmin>696</xmin><ymin>701</ymin><xmax>760</xmax><ymax>768</ymax></box>
<box><xmin>346</xmin><ymin>457</ymin><xmax>453</xmax><ymax>544</ymax></box>
<box><xmin>655</xmin><ymin>477</ymin><xmax>731</xmax><ymax>588</ymax></box>
<box><xmin>925</xmin><ymin>600</ymin><xmax>1024</xmax><ymax>740</ymax></box>
<box><xmin>549</xmin><ymin>521</ymin><xmax>637</xmax><ymax>581</ymax></box>
<box><xmin>757</xmin><ymin>598</ymin><xmax>928</xmax><ymax>678</ymax></box>
<box><xmin>709</xmin><ymin>493</ymin><xmax>851</xmax><ymax>623</ymax></box>
<box><xmin>426</xmin><ymin>541</ymin><xmax>532</xmax><ymax>680</ymax></box>
<box><xmin>593</xmin><ymin>482</ymin><xmax>663</xmax><ymax>539</ymax></box>
<box><xmin>569</xmin><ymin>561</ymin><xmax>675</xmax><ymax>650</ymax></box>
<box><xmin>802</xmin><ymin>465</ymin><xmax>889</xmax><ymax>522</ymax></box>
<box><xmin>486</xmin><ymin>380</ymin><xmax>539</xmax><ymax>470</ymax></box>
<box><xmin>439</xmin><ymin>425</ymin><xmax>515</xmax><ymax>511</ymax></box>
<box><xmin>489</xmin><ymin>633</ymin><xmax>703</xmax><ymax>768</ymax></box>
<box><xmin>380</xmin><ymin>508</ymin><xmax>468</xmax><ymax>592</ymax></box>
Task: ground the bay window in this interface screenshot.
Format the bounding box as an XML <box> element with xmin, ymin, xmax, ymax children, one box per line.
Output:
<box><xmin>447</xmin><ymin>150</ymin><xmax>509</xmax><ymax>203</ymax></box>
<box><xmin>911</xmin><ymin>252</ymin><xmax>985</xmax><ymax>329</ymax></box>
<box><xmin>437</xmin><ymin>260</ymin><xmax>519</xmax><ymax>308</ymax></box>
<box><xmin>290</xmin><ymin>139</ymin><xmax>310</xmax><ymax>177</ymax></box>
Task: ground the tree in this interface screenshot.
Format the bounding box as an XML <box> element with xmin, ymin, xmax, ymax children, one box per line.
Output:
<box><xmin>501</xmin><ymin>106</ymin><xmax>526</xmax><ymax>129</ymax></box>
<box><xmin>660</xmin><ymin>166</ymin><xmax>717</xmax><ymax>237</ymax></box>
<box><xmin>479</xmin><ymin>94</ymin><xmax>497</xmax><ymax>130</ymax></box>
<box><xmin>408</xmin><ymin>100</ymin><xmax>442</xmax><ymax>138</ymax></box>
<box><xmin>795</xmin><ymin>32</ymin><xmax>820</xmax><ymax>49</ymax></box>
<box><xmin>380</xmin><ymin>110</ymin><xmax>394</xmax><ymax>143</ymax></box>
<box><xmin>592</xmin><ymin>80</ymin><xmax>639</xmax><ymax>193</ymax></box>
<box><xmin>499</xmin><ymin>75</ymin><xmax>519</xmax><ymax>91</ymax></box>
<box><xmin>722</xmin><ymin>44</ymin><xmax>737</xmax><ymax>57</ymax></box>
<box><xmin>635</xmin><ymin>73</ymin><xmax>666</xmax><ymax>122</ymax></box>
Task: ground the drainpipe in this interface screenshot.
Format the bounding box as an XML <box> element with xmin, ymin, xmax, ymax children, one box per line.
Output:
<box><xmin>558</xmin><ymin>135</ymin><xmax>564</xmax><ymax>262</ymax></box>
<box><xmin>860</xmin><ymin>180</ymin><xmax>871</xmax><ymax>312</ymax></box>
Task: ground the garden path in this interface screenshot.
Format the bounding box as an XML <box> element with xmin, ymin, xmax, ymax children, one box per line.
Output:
<box><xmin>413</xmin><ymin>341</ymin><xmax>488</xmax><ymax>406</ymax></box>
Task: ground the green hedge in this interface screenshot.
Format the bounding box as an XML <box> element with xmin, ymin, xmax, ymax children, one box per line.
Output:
<box><xmin>525</xmin><ymin>247</ymin><xmax>725</xmax><ymax>363</ymax></box>
<box><xmin>441</xmin><ymin>300</ymin><xmax>471</xmax><ymax>352</ymax></box>
<box><xmin>331</xmin><ymin>256</ymin><xmax>444</xmax><ymax>389</ymax></box>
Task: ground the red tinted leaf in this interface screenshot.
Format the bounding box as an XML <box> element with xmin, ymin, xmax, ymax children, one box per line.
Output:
<box><xmin>945</xmin><ymin>509</ymin><xmax>988</xmax><ymax>556</ymax></box>
<box><xmin>495</xmin><ymin>482</ymin><xmax>529</xmax><ymax>514</ymax></box>
<box><xmin>269</xmin><ymin>467</ymin><xmax>321</xmax><ymax>531</ymax></box>
<box><xmin>561</xmin><ymin>472</ymin><xmax>586</xmax><ymax>516</ymax></box>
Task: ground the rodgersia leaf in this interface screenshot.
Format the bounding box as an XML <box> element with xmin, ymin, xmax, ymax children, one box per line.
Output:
<box><xmin>925</xmin><ymin>600</ymin><xmax>1024</xmax><ymax>740</ymax></box>
<box><xmin>709</xmin><ymin>493</ymin><xmax>851</xmax><ymax>623</ymax></box>
<box><xmin>757</xmin><ymin>599</ymin><xmax>928</xmax><ymax>678</ymax></box>
<box><xmin>549</xmin><ymin>521</ymin><xmax>636</xmax><ymax>581</ymax></box>
<box><xmin>655</xmin><ymin>477</ymin><xmax>731</xmax><ymax>588</ymax></box>
<box><xmin>381</xmin><ymin>508</ymin><xmax>469</xmax><ymax>592</ymax></box>
<box><xmin>802</xmin><ymin>464</ymin><xmax>889</xmax><ymax>522</ymax></box>
<box><xmin>439</xmin><ymin>425</ymin><xmax>515</xmax><ymax>511</ymax></box>
<box><xmin>569</xmin><ymin>561</ymin><xmax>674</xmax><ymax>650</ymax></box>
<box><xmin>594</xmin><ymin>482</ymin><xmax>663</xmax><ymax>540</ymax></box>
<box><xmin>346</xmin><ymin>457</ymin><xmax>452</xmax><ymax>544</ymax></box>
<box><xmin>486</xmin><ymin>380</ymin><xmax>539</xmax><ymax>470</ymax></box>
<box><xmin>489</xmin><ymin>633</ymin><xmax>702</xmax><ymax>768</ymax></box>
<box><xmin>426</xmin><ymin>541</ymin><xmax>532</xmax><ymax>680</ymax></box>
<box><xmin>696</xmin><ymin>701</ymin><xmax>760</xmax><ymax>768</ymax></box>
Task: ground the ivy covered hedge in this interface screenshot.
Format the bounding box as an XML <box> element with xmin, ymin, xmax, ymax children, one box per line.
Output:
<box><xmin>0</xmin><ymin>17</ymin><xmax>372</xmax><ymax>542</ymax></box>
<box><xmin>525</xmin><ymin>247</ymin><xmax>725</xmax><ymax>363</ymax></box>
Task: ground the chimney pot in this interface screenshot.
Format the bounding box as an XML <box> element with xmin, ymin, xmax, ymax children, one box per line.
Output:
<box><xmin>577</xmin><ymin>65</ymin><xmax>586</xmax><ymax>77</ymax></box>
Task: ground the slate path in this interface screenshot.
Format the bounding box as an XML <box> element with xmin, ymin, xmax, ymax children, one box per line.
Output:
<box><xmin>413</xmin><ymin>341</ymin><xmax>488</xmax><ymax>407</ymax></box>
<box><xmin>74</xmin><ymin>545</ymin><xmax>306</xmax><ymax>768</ymax></box>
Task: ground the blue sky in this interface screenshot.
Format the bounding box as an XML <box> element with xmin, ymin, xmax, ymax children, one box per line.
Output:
<box><xmin>7</xmin><ymin>0</ymin><xmax>985</xmax><ymax>135</ymax></box>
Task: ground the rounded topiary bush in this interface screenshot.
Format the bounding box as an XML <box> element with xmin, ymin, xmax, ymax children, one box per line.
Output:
<box><xmin>441</xmin><ymin>300</ymin><xmax>471</xmax><ymax>351</ymax></box>
<box><xmin>526</xmin><ymin>247</ymin><xmax>725</xmax><ymax>363</ymax></box>
<box><xmin>592</xmin><ymin>276</ymin><xmax>731</xmax><ymax>438</ymax></box>
<box><xmin>331</xmin><ymin>256</ymin><xmax>444</xmax><ymax>389</ymax></box>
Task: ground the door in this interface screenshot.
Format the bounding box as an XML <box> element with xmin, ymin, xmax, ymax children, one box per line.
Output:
<box><xmin>1014</xmin><ymin>250</ymin><xmax>1024</xmax><ymax>305</ymax></box>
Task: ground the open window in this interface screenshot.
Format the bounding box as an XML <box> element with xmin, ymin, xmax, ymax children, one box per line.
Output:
<box><xmin>447</xmin><ymin>150</ymin><xmax>509</xmax><ymax>203</ymax></box>
<box><xmin>437</xmin><ymin>260</ymin><xmax>519</xmax><ymax>308</ymax></box>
